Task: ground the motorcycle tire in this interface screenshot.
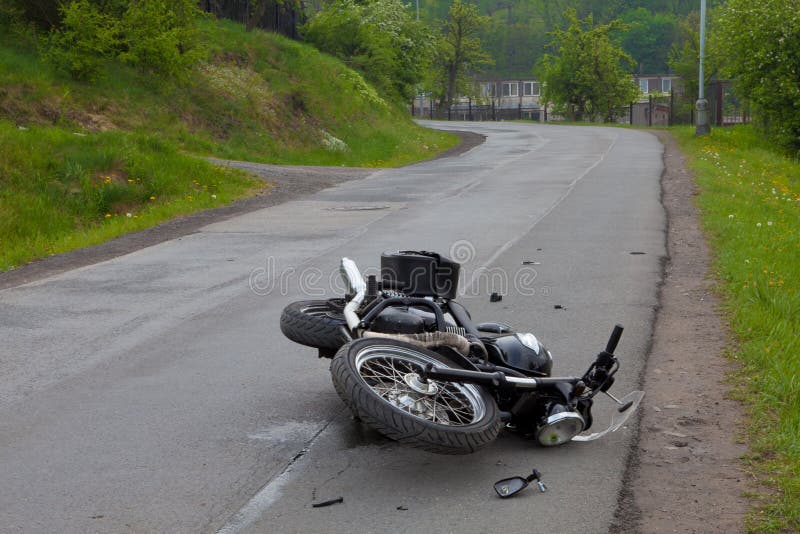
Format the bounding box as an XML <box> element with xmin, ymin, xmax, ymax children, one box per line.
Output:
<box><xmin>280</xmin><ymin>299</ymin><xmax>350</xmax><ymax>351</ymax></box>
<box><xmin>331</xmin><ymin>338</ymin><xmax>502</xmax><ymax>454</ymax></box>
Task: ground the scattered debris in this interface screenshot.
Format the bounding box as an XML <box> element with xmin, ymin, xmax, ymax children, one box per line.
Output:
<box><xmin>312</xmin><ymin>497</ymin><xmax>344</xmax><ymax>508</ymax></box>
<box><xmin>554</xmin><ymin>304</ymin><xmax>566</xmax><ymax>310</ymax></box>
<box><xmin>630</xmin><ymin>251</ymin><xmax>647</xmax><ymax>255</ymax></box>
<box><xmin>521</xmin><ymin>260</ymin><xmax>541</xmax><ymax>265</ymax></box>
<box><xmin>396</xmin><ymin>506</ymin><xmax>408</xmax><ymax>511</ymax></box>
<box><xmin>490</xmin><ymin>292</ymin><xmax>502</xmax><ymax>302</ymax></box>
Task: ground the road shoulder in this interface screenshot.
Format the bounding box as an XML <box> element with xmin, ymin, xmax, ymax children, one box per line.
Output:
<box><xmin>612</xmin><ymin>130</ymin><xmax>750</xmax><ymax>533</ymax></box>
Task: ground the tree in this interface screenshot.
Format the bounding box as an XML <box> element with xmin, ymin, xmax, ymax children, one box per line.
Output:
<box><xmin>713</xmin><ymin>0</ymin><xmax>800</xmax><ymax>152</ymax></box>
<box><xmin>431</xmin><ymin>0</ymin><xmax>492</xmax><ymax>108</ymax></box>
<box><xmin>302</xmin><ymin>0</ymin><xmax>433</xmax><ymax>101</ymax></box>
<box><xmin>537</xmin><ymin>9</ymin><xmax>639</xmax><ymax>122</ymax></box>
<box><xmin>619</xmin><ymin>7</ymin><xmax>677</xmax><ymax>74</ymax></box>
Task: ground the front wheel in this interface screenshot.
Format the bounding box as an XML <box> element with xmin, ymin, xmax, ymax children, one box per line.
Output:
<box><xmin>331</xmin><ymin>338</ymin><xmax>502</xmax><ymax>454</ymax></box>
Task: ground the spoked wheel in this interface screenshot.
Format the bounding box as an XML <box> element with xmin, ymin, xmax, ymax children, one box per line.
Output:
<box><xmin>280</xmin><ymin>299</ymin><xmax>349</xmax><ymax>351</ymax></box>
<box><xmin>331</xmin><ymin>338</ymin><xmax>502</xmax><ymax>454</ymax></box>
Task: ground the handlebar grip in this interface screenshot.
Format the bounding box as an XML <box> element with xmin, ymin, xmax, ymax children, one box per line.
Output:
<box><xmin>605</xmin><ymin>324</ymin><xmax>624</xmax><ymax>354</ymax></box>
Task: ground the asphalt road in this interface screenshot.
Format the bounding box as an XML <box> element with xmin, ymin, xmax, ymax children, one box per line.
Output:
<box><xmin>0</xmin><ymin>121</ymin><xmax>665</xmax><ymax>533</ymax></box>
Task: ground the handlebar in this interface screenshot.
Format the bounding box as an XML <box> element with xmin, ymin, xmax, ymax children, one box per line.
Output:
<box><xmin>605</xmin><ymin>324</ymin><xmax>624</xmax><ymax>354</ymax></box>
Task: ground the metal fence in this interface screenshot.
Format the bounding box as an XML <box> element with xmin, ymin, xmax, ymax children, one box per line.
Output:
<box><xmin>411</xmin><ymin>80</ymin><xmax>749</xmax><ymax>127</ymax></box>
<box><xmin>411</xmin><ymin>101</ymin><xmax>543</xmax><ymax>122</ymax></box>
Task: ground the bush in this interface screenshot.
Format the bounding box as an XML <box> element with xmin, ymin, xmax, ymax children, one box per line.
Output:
<box><xmin>40</xmin><ymin>0</ymin><xmax>205</xmax><ymax>82</ymax></box>
<box><xmin>117</xmin><ymin>0</ymin><xmax>206</xmax><ymax>79</ymax></box>
<box><xmin>42</xmin><ymin>0</ymin><xmax>118</xmax><ymax>81</ymax></box>
<box><xmin>713</xmin><ymin>0</ymin><xmax>800</xmax><ymax>152</ymax></box>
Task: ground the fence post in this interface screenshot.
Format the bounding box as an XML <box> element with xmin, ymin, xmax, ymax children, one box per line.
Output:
<box><xmin>492</xmin><ymin>100</ymin><xmax>496</xmax><ymax>121</ymax></box>
<box><xmin>518</xmin><ymin>103</ymin><xmax>522</xmax><ymax>120</ymax></box>
<box><xmin>648</xmin><ymin>94</ymin><xmax>653</xmax><ymax>127</ymax></box>
<box><xmin>669</xmin><ymin>87</ymin><xmax>674</xmax><ymax>127</ymax></box>
<box><xmin>715</xmin><ymin>81</ymin><xmax>724</xmax><ymax>126</ymax></box>
<box><xmin>629</xmin><ymin>102</ymin><xmax>633</xmax><ymax>125</ymax></box>
<box><xmin>468</xmin><ymin>98</ymin><xmax>472</xmax><ymax>121</ymax></box>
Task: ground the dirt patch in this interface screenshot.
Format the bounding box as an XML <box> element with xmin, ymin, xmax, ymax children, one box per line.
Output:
<box><xmin>0</xmin><ymin>130</ymin><xmax>484</xmax><ymax>290</ymax></box>
<box><xmin>611</xmin><ymin>131</ymin><xmax>751</xmax><ymax>533</ymax></box>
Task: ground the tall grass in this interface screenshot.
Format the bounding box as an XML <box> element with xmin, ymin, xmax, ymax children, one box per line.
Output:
<box><xmin>672</xmin><ymin>125</ymin><xmax>800</xmax><ymax>532</ymax></box>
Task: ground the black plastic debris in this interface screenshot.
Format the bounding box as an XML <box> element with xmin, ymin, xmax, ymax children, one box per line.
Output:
<box><xmin>554</xmin><ymin>304</ymin><xmax>566</xmax><ymax>310</ymax></box>
<box><xmin>521</xmin><ymin>261</ymin><xmax>541</xmax><ymax>265</ymax></box>
<box><xmin>396</xmin><ymin>505</ymin><xmax>409</xmax><ymax>511</ymax></box>
<box><xmin>629</xmin><ymin>251</ymin><xmax>646</xmax><ymax>255</ymax></box>
<box><xmin>312</xmin><ymin>497</ymin><xmax>344</xmax><ymax>508</ymax></box>
<box><xmin>490</xmin><ymin>292</ymin><xmax>502</xmax><ymax>302</ymax></box>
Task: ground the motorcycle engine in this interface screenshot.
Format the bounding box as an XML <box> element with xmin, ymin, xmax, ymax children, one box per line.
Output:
<box><xmin>370</xmin><ymin>307</ymin><xmax>427</xmax><ymax>335</ymax></box>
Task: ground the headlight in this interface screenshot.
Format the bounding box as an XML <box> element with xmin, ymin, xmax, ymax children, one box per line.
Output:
<box><xmin>515</xmin><ymin>332</ymin><xmax>540</xmax><ymax>352</ymax></box>
<box><xmin>536</xmin><ymin>410</ymin><xmax>585</xmax><ymax>446</ymax></box>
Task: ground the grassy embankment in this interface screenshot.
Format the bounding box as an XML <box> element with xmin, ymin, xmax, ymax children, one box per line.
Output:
<box><xmin>0</xmin><ymin>19</ymin><xmax>456</xmax><ymax>271</ymax></box>
<box><xmin>672</xmin><ymin>126</ymin><xmax>800</xmax><ymax>532</ymax></box>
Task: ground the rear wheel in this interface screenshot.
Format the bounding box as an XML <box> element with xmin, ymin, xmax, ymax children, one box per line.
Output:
<box><xmin>280</xmin><ymin>299</ymin><xmax>349</xmax><ymax>351</ymax></box>
<box><xmin>331</xmin><ymin>338</ymin><xmax>502</xmax><ymax>454</ymax></box>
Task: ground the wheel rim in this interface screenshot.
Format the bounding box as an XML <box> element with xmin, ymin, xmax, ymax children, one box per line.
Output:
<box><xmin>301</xmin><ymin>301</ymin><xmax>344</xmax><ymax>320</ymax></box>
<box><xmin>354</xmin><ymin>345</ymin><xmax>487</xmax><ymax>426</ymax></box>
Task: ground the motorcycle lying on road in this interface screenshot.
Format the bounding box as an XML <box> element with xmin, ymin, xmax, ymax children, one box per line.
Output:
<box><xmin>280</xmin><ymin>250</ymin><xmax>643</xmax><ymax>454</ymax></box>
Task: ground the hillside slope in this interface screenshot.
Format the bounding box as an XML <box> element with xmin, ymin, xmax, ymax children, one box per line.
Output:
<box><xmin>0</xmin><ymin>19</ymin><xmax>456</xmax><ymax>270</ymax></box>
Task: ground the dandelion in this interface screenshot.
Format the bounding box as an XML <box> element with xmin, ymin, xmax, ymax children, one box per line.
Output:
<box><xmin>757</xmin><ymin>222</ymin><xmax>762</xmax><ymax>227</ymax></box>
<box><xmin>126</xmin><ymin>213</ymin><xmax>132</xmax><ymax>218</ymax></box>
<box><xmin>211</xmin><ymin>194</ymin><xmax>217</xmax><ymax>199</ymax></box>
<box><xmin>105</xmin><ymin>213</ymin><xmax>111</xmax><ymax>218</ymax></box>
<box><xmin>728</xmin><ymin>214</ymin><xmax>735</xmax><ymax>219</ymax></box>
<box><xmin>150</xmin><ymin>196</ymin><xmax>156</xmax><ymax>201</ymax></box>
<box><xmin>767</xmin><ymin>221</ymin><xmax>773</xmax><ymax>226</ymax></box>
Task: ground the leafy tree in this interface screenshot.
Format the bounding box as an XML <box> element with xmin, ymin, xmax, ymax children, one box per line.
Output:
<box><xmin>431</xmin><ymin>0</ymin><xmax>492</xmax><ymax>108</ymax></box>
<box><xmin>713</xmin><ymin>0</ymin><xmax>800</xmax><ymax>151</ymax></box>
<box><xmin>667</xmin><ymin>11</ymin><xmax>717</xmax><ymax>101</ymax></box>
<box><xmin>537</xmin><ymin>9</ymin><xmax>639</xmax><ymax>122</ymax></box>
<box><xmin>302</xmin><ymin>0</ymin><xmax>433</xmax><ymax>101</ymax></box>
<box><xmin>619</xmin><ymin>7</ymin><xmax>677</xmax><ymax>74</ymax></box>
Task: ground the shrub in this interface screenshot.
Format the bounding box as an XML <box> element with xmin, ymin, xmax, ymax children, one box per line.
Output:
<box><xmin>42</xmin><ymin>0</ymin><xmax>118</xmax><ymax>81</ymax></box>
<box><xmin>117</xmin><ymin>0</ymin><xmax>206</xmax><ymax>79</ymax></box>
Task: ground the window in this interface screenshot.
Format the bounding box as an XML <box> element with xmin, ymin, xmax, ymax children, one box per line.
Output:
<box><xmin>523</xmin><ymin>81</ymin><xmax>540</xmax><ymax>96</ymax></box>
<box><xmin>481</xmin><ymin>83</ymin><xmax>496</xmax><ymax>97</ymax></box>
<box><xmin>502</xmin><ymin>82</ymin><xmax>519</xmax><ymax>97</ymax></box>
<box><xmin>662</xmin><ymin>78</ymin><xmax>672</xmax><ymax>93</ymax></box>
<box><xmin>639</xmin><ymin>79</ymin><xmax>648</xmax><ymax>93</ymax></box>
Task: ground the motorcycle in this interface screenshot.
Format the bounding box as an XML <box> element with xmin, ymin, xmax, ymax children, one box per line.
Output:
<box><xmin>280</xmin><ymin>250</ymin><xmax>643</xmax><ymax>454</ymax></box>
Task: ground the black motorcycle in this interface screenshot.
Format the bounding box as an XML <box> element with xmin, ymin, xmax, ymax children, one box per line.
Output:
<box><xmin>280</xmin><ymin>250</ymin><xmax>643</xmax><ymax>454</ymax></box>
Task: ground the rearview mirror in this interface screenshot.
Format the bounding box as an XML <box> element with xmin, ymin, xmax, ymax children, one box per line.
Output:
<box><xmin>494</xmin><ymin>476</ymin><xmax>528</xmax><ymax>498</ymax></box>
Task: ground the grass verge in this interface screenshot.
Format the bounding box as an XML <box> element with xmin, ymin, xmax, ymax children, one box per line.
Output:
<box><xmin>672</xmin><ymin>125</ymin><xmax>800</xmax><ymax>532</ymax></box>
<box><xmin>0</xmin><ymin>122</ymin><xmax>263</xmax><ymax>271</ymax></box>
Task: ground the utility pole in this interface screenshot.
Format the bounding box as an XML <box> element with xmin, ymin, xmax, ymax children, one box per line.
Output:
<box><xmin>416</xmin><ymin>0</ymin><xmax>419</xmax><ymax>21</ymax></box>
<box><xmin>696</xmin><ymin>0</ymin><xmax>710</xmax><ymax>136</ymax></box>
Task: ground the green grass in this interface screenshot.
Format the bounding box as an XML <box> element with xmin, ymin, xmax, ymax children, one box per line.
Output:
<box><xmin>0</xmin><ymin>18</ymin><xmax>457</xmax><ymax>271</ymax></box>
<box><xmin>0</xmin><ymin>121</ymin><xmax>262</xmax><ymax>270</ymax></box>
<box><xmin>672</xmin><ymin>125</ymin><xmax>800</xmax><ymax>532</ymax></box>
